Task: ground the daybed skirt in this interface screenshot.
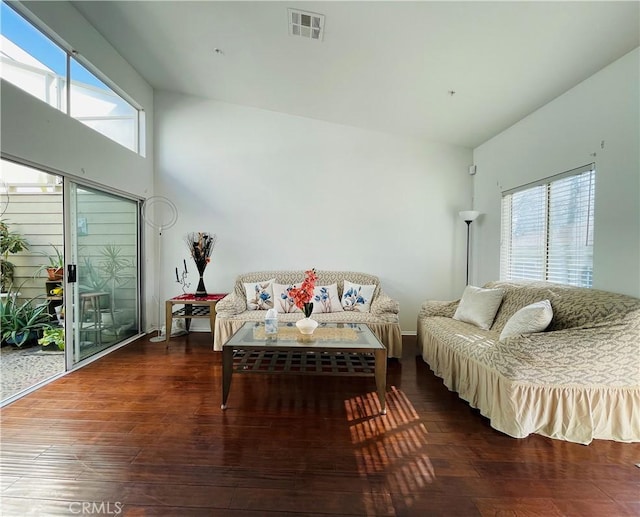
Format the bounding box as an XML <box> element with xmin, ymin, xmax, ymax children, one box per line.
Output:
<box><xmin>420</xmin><ymin>331</ymin><xmax>640</xmax><ymax>444</ymax></box>
<box><xmin>215</xmin><ymin>318</ymin><xmax>402</xmax><ymax>358</ymax></box>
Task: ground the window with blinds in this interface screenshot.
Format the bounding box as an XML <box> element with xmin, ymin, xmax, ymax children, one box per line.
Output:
<box><xmin>500</xmin><ymin>164</ymin><xmax>595</xmax><ymax>288</ymax></box>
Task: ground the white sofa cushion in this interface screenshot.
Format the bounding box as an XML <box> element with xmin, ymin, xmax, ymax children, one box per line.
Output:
<box><xmin>500</xmin><ymin>299</ymin><xmax>553</xmax><ymax>340</ymax></box>
<box><xmin>453</xmin><ymin>285</ymin><xmax>504</xmax><ymax>330</ymax></box>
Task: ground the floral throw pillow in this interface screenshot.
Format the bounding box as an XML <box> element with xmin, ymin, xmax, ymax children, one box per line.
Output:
<box><xmin>243</xmin><ymin>279</ymin><xmax>275</xmax><ymax>310</ymax></box>
<box><xmin>273</xmin><ymin>282</ymin><xmax>302</xmax><ymax>313</ymax></box>
<box><xmin>341</xmin><ymin>280</ymin><xmax>375</xmax><ymax>312</ymax></box>
<box><xmin>311</xmin><ymin>284</ymin><xmax>344</xmax><ymax>314</ymax></box>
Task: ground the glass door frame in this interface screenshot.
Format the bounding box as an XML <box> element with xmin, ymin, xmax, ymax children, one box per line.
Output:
<box><xmin>0</xmin><ymin>152</ymin><xmax>145</xmax><ymax>395</ymax></box>
<box><xmin>62</xmin><ymin>178</ymin><xmax>144</xmax><ymax>370</ymax></box>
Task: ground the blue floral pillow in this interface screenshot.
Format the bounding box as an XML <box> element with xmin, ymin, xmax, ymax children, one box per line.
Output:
<box><xmin>311</xmin><ymin>284</ymin><xmax>344</xmax><ymax>314</ymax></box>
<box><xmin>244</xmin><ymin>279</ymin><xmax>275</xmax><ymax>310</ymax></box>
<box><xmin>341</xmin><ymin>280</ymin><xmax>375</xmax><ymax>312</ymax></box>
<box><xmin>273</xmin><ymin>282</ymin><xmax>302</xmax><ymax>313</ymax></box>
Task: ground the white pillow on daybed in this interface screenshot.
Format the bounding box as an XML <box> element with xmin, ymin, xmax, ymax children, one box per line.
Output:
<box><xmin>499</xmin><ymin>299</ymin><xmax>553</xmax><ymax>340</ymax></box>
<box><xmin>453</xmin><ymin>285</ymin><xmax>504</xmax><ymax>330</ymax></box>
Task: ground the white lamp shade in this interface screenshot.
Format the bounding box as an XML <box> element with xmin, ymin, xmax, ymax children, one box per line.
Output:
<box><xmin>459</xmin><ymin>210</ymin><xmax>480</xmax><ymax>222</ymax></box>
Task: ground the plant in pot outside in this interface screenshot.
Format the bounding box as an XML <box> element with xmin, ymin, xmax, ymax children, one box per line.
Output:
<box><xmin>80</xmin><ymin>244</ymin><xmax>135</xmax><ymax>334</ymax></box>
<box><xmin>38</xmin><ymin>327</ymin><xmax>64</xmax><ymax>351</ymax></box>
<box><xmin>80</xmin><ymin>244</ymin><xmax>132</xmax><ymax>296</ymax></box>
<box><xmin>35</xmin><ymin>244</ymin><xmax>64</xmax><ymax>281</ymax></box>
<box><xmin>0</xmin><ymin>286</ymin><xmax>52</xmax><ymax>347</ymax></box>
<box><xmin>0</xmin><ymin>219</ymin><xmax>29</xmax><ymax>293</ymax></box>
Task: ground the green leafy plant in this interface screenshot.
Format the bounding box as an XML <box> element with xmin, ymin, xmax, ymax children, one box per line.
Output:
<box><xmin>37</xmin><ymin>243</ymin><xmax>64</xmax><ymax>268</ymax></box>
<box><xmin>77</xmin><ymin>244</ymin><xmax>134</xmax><ymax>320</ymax></box>
<box><xmin>80</xmin><ymin>244</ymin><xmax>133</xmax><ymax>296</ymax></box>
<box><xmin>0</xmin><ymin>288</ymin><xmax>52</xmax><ymax>347</ymax></box>
<box><xmin>34</xmin><ymin>244</ymin><xmax>64</xmax><ymax>280</ymax></box>
<box><xmin>0</xmin><ymin>219</ymin><xmax>29</xmax><ymax>292</ymax></box>
<box><xmin>38</xmin><ymin>327</ymin><xmax>64</xmax><ymax>350</ymax></box>
<box><xmin>99</xmin><ymin>244</ymin><xmax>133</xmax><ymax>288</ymax></box>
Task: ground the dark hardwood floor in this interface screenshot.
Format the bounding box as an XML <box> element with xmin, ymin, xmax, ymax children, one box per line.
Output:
<box><xmin>1</xmin><ymin>333</ymin><xmax>639</xmax><ymax>516</ymax></box>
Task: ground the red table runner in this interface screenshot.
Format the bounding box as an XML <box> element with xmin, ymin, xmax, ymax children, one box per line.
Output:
<box><xmin>170</xmin><ymin>293</ymin><xmax>227</xmax><ymax>301</ymax></box>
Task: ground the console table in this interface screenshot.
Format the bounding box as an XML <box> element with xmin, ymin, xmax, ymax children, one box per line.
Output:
<box><xmin>165</xmin><ymin>293</ymin><xmax>227</xmax><ymax>344</ymax></box>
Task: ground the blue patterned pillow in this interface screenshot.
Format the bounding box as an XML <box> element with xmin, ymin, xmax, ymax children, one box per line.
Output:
<box><xmin>311</xmin><ymin>284</ymin><xmax>344</xmax><ymax>314</ymax></box>
<box><xmin>341</xmin><ymin>281</ymin><xmax>375</xmax><ymax>312</ymax></box>
<box><xmin>273</xmin><ymin>282</ymin><xmax>302</xmax><ymax>313</ymax></box>
<box><xmin>243</xmin><ymin>279</ymin><xmax>275</xmax><ymax>310</ymax></box>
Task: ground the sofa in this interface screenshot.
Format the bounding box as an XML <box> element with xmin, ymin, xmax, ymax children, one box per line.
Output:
<box><xmin>417</xmin><ymin>280</ymin><xmax>640</xmax><ymax>444</ymax></box>
<box><xmin>214</xmin><ymin>270</ymin><xmax>402</xmax><ymax>358</ymax></box>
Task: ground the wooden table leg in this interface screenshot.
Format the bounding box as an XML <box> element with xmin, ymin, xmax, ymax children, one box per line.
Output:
<box><xmin>374</xmin><ymin>348</ymin><xmax>387</xmax><ymax>415</ymax></box>
<box><xmin>184</xmin><ymin>304</ymin><xmax>193</xmax><ymax>332</ymax></box>
<box><xmin>221</xmin><ymin>347</ymin><xmax>233</xmax><ymax>410</ymax></box>
<box><xmin>165</xmin><ymin>301</ymin><xmax>173</xmax><ymax>344</ymax></box>
<box><xmin>208</xmin><ymin>301</ymin><xmax>216</xmax><ymax>343</ymax></box>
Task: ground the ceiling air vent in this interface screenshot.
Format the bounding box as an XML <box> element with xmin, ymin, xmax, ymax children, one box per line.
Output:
<box><xmin>288</xmin><ymin>8</ymin><xmax>324</xmax><ymax>41</ymax></box>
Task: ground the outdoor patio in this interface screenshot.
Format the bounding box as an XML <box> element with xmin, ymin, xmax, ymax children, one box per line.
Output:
<box><xmin>1</xmin><ymin>344</ymin><xmax>64</xmax><ymax>402</ymax></box>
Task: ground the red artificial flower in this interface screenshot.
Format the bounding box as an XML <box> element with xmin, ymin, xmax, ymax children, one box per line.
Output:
<box><xmin>289</xmin><ymin>268</ymin><xmax>317</xmax><ymax>310</ymax></box>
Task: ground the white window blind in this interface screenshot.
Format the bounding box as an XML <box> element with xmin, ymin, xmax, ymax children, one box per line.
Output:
<box><xmin>500</xmin><ymin>164</ymin><xmax>595</xmax><ymax>288</ymax></box>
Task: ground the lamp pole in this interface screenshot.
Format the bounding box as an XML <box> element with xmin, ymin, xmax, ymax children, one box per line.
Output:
<box><xmin>464</xmin><ymin>219</ymin><xmax>472</xmax><ymax>285</ymax></box>
<box><xmin>459</xmin><ymin>210</ymin><xmax>480</xmax><ymax>286</ymax></box>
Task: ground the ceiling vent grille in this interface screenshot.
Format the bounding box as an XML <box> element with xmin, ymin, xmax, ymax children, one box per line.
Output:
<box><xmin>288</xmin><ymin>8</ymin><xmax>324</xmax><ymax>41</ymax></box>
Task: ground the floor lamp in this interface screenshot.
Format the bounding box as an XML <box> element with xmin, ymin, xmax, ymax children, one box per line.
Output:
<box><xmin>459</xmin><ymin>210</ymin><xmax>480</xmax><ymax>285</ymax></box>
<box><xmin>142</xmin><ymin>196</ymin><xmax>178</xmax><ymax>342</ymax></box>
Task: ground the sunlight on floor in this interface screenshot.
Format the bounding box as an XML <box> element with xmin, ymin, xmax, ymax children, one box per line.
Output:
<box><xmin>345</xmin><ymin>386</ymin><xmax>436</xmax><ymax>514</ymax></box>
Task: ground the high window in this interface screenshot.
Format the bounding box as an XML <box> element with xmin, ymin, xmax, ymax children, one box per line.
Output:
<box><xmin>0</xmin><ymin>1</ymin><xmax>141</xmax><ymax>153</ymax></box>
<box><xmin>500</xmin><ymin>164</ymin><xmax>595</xmax><ymax>288</ymax></box>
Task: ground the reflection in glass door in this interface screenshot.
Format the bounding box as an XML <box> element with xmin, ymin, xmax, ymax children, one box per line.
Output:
<box><xmin>68</xmin><ymin>184</ymin><xmax>140</xmax><ymax>363</ymax></box>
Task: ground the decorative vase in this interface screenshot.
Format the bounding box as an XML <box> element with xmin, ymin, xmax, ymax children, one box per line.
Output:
<box><xmin>194</xmin><ymin>259</ymin><xmax>209</xmax><ymax>297</ymax></box>
<box><xmin>296</xmin><ymin>317</ymin><xmax>318</xmax><ymax>335</ymax></box>
<box><xmin>195</xmin><ymin>273</ymin><xmax>207</xmax><ymax>297</ymax></box>
<box><xmin>186</xmin><ymin>232</ymin><xmax>216</xmax><ymax>297</ymax></box>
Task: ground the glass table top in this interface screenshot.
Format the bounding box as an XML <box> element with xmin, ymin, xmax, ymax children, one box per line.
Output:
<box><xmin>224</xmin><ymin>322</ymin><xmax>384</xmax><ymax>351</ymax></box>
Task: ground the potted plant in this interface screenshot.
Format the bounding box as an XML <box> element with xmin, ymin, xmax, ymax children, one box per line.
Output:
<box><xmin>0</xmin><ymin>289</ymin><xmax>52</xmax><ymax>347</ymax></box>
<box><xmin>35</xmin><ymin>244</ymin><xmax>64</xmax><ymax>281</ymax></box>
<box><xmin>38</xmin><ymin>327</ymin><xmax>64</xmax><ymax>351</ymax></box>
<box><xmin>0</xmin><ymin>219</ymin><xmax>29</xmax><ymax>292</ymax></box>
<box><xmin>80</xmin><ymin>244</ymin><xmax>133</xmax><ymax>306</ymax></box>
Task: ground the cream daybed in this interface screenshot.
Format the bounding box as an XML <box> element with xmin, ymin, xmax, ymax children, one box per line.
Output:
<box><xmin>417</xmin><ymin>280</ymin><xmax>640</xmax><ymax>444</ymax></box>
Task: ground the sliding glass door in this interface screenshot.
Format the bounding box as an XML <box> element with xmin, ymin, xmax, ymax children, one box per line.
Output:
<box><xmin>1</xmin><ymin>159</ymin><xmax>142</xmax><ymax>403</ymax></box>
<box><xmin>67</xmin><ymin>183</ymin><xmax>140</xmax><ymax>364</ymax></box>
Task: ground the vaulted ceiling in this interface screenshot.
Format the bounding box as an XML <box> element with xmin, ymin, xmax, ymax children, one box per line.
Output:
<box><xmin>72</xmin><ymin>1</ymin><xmax>640</xmax><ymax>148</ymax></box>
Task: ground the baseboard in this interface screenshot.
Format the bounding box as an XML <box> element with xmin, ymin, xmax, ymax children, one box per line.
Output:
<box><xmin>402</xmin><ymin>330</ymin><xmax>417</xmax><ymax>336</ymax></box>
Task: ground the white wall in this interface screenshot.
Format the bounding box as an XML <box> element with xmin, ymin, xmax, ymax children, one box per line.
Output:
<box><xmin>1</xmin><ymin>81</ymin><xmax>152</xmax><ymax>197</ymax></box>
<box><xmin>155</xmin><ymin>92</ymin><xmax>473</xmax><ymax>331</ymax></box>
<box><xmin>473</xmin><ymin>48</ymin><xmax>640</xmax><ymax>298</ymax></box>
<box><xmin>0</xmin><ymin>1</ymin><xmax>156</xmax><ymax>328</ymax></box>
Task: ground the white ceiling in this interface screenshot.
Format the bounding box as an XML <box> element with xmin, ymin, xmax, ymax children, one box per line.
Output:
<box><xmin>72</xmin><ymin>1</ymin><xmax>639</xmax><ymax>149</ymax></box>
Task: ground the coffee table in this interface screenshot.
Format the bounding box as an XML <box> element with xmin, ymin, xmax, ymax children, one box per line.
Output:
<box><xmin>221</xmin><ymin>322</ymin><xmax>387</xmax><ymax>414</ymax></box>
